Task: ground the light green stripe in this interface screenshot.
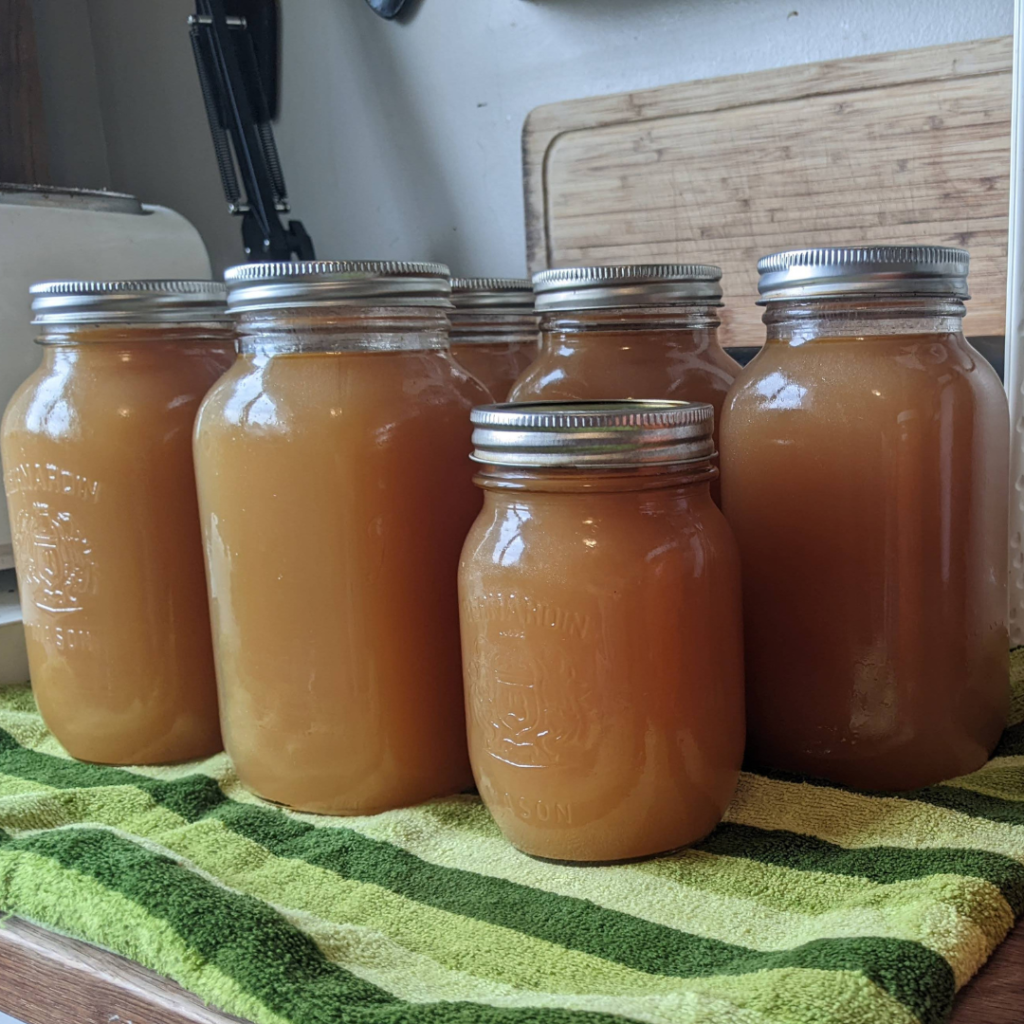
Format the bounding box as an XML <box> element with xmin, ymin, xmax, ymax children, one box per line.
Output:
<box><xmin>0</xmin><ymin>682</ymin><xmax>999</xmax><ymax>1023</ymax></box>
<box><xmin>5</xmin><ymin>749</ymin><xmax>1010</xmax><ymax>989</ymax></box>
<box><xmin>158</xmin><ymin>775</ymin><xmax>1007</xmax><ymax>983</ymax></box>
<box><xmin>945</xmin><ymin>761</ymin><xmax>1024</xmax><ymax>802</ymax></box>
<box><xmin>726</xmin><ymin>774</ymin><xmax>1024</xmax><ymax>863</ymax></box>
<box><xmin>0</xmin><ymin>845</ymin><xmax>289</xmax><ymax>1024</ymax></box>
<box><xmin>658</xmin><ymin>969</ymin><xmax>918</xmax><ymax>1024</ymax></box>
<box><xmin>11</xmin><ymin>822</ymin><xmax>770</xmax><ymax>1024</ymax></box>
<box><xmin>330</xmin><ymin>801</ymin><xmax>1005</xmax><ymax>989</ymax></box>
<box><xmin>1</xmin><ymin>783</ymin><xmax>732</xmax><ymax>999</ymax></box>
<box><xmin>1010</xmin><ymin>651</ymin><xmax>1024</xmax><ymax>724</ymax></box>
<box><xmin>0</xmin><ymin>775</ymin><xmax>58</xmax><ymax>798</ymax></box>
<box><xmin>0</xmin><ymin>776</ymin><xmax>917</xmax><ymax>1024</ymax></box>
<box><xmin>8</xmin><ymin>821</ymin><xmax>909</xmax><ymax>1024</ymax></box>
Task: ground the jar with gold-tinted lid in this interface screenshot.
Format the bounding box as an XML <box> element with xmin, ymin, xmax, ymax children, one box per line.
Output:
<box><xmin>722</xmin><ymin>245</ymin><xmax>1009</xmax><ymax>791</ymax></box>
<box><xmin>195</xmin><ymin>259</ymin><xmax>488</xmax><ymax>814</ymax></box>
<box><xmin>1</xmin><ymin>279</ymin><xmax>234</xmax><ymax>764</ymax></box>
<box><xmin>460</xmin><ymin>399</ymin><xmax>744</xmax><ymax>862</ymax></box>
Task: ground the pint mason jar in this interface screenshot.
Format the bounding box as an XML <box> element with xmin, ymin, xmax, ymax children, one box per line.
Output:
<box><xmin>1</xmin><ymin>280</ymin><xmax>234</xmax><ymax>764</ymax></box>
<box><xmin>448</xmin><ymin>277</ymin><xmax>538</xmax><ymax>401</ymax></box>
<box><xmin>460</xmin><ymin>400</ymin><xmax>745</xmax><ymax>861</ymax></box>
<box><xmin>194</xmin><ymin>260</ymin><xmax>490</xmax><ymax>814</ymax></box>
<box><xmin>721</xmin><ymin>246</ymin><xmax>1010</xmax><ymax>791</ymax></box>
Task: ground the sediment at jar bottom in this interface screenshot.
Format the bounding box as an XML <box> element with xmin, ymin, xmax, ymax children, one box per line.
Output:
<box><xmin>2</xmin><ymin>339</ymin><xmax>233</xmax><ymax>765</ymax></box>
<box><xmin>195</xmin><ymin>347</ymin><xmax>486</xmax><ymax>814</ymax></box>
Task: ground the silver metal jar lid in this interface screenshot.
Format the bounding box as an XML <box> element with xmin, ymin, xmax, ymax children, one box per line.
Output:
<box><xmin>532</xmin><ymin>265</ymin><xmax>723</xmax><ymax>312</ymax></box>
<box><xmin>470</xmin><ymin>400</ymin><xmax>715</xmax><ymax>468</ymax></box>
<box><xmin>757</xmin><ymin>246</ymin><xmax>970</xmax><ymax>302</ymax></box>
<box><xmin>224</xmin><ymin>260</ymin><xmax>452</xmax><ymax>313</ymax></box>
<box><xmin>30</xmin><ymin>280</ymin><xmax>229</xmax><ymax>324</ymax></box>
<box><xmin>450</xmin><ymin>277</ymin><xmax>534</xmax><ymax>310</ymax></box>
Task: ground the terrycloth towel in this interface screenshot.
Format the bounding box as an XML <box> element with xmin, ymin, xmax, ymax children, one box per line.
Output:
<box><xmin>1</xmin><ymin>658</ymin><xmax>1024</xmax><ymax>1024</ymax></box>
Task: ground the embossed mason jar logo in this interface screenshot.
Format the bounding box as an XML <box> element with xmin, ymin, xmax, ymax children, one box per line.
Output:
<box><xmin>8</xmin><ymin>462</ymin><xmax>100</xmax><ymax>615</ymax></box>
<box><xmin>464</xmin><ymin>592</ymin><xmax>600</xmax><ymax>769</ymax></box>
<box><xmin>14</xmin><ymin>503</ymin><xmax>95</xmax><ymax>613</ymax></box>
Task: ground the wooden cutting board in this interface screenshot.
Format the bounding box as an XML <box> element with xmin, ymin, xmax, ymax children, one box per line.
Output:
<box><xmin>522</xmin><ymin>36</ymin><xmax>1012</xmax><ymax>345</ymax></box>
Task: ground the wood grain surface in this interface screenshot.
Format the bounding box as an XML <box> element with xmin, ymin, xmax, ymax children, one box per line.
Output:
<box><xmin>1</xmin><ymin>914</ymin><xmax>1021</xmax><ymax>1023</ymax></box>
<box><xmin>0</xmin><ymin>0</ymin><xmax>49</xmax><ymax>185</ymax></box>
<box><xmin>0</xmin><ymin>917</ymin><xmax>247</xmax><ymax>1024</ymax></box>
<box><xmin>522</xmin><ymin>36</ymin><xmax>1013</xmax><ymax>345</ymax></box>
<box><xmin>950</xmin><ymin>916</ymin><xmax>1024</xmax><ymax>1023</ymax></box>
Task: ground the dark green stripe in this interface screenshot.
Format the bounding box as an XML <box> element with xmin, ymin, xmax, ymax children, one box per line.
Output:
<box><xmin>699</xmin><ymin>823</ymin><xmax>1024</xmax><ymax>915</ymax></box>
<box><xmin>0</xmin><ymin>729</ymin><xmax>955</xmax><ymax>1023</ymax></box>
<box><xmin>993</xmin><ymin>721</ymin><xmax>1024</xmax><ymax>758</ymax></box>
<box><xmin>0</xmin><ymin>824</ymin><xmax>626</xmax><ymax>1024</ymax></box>
<box><xmin>416</xmin><ymin>797</ymin><xmax>1024</xmax><ymax>914</ymax></box>
<box><xmin>747</xmin><ymin>760</ymin><xmax>1024</xmax><ymax>828</ymax></box>
<box><xmin>911</xmin><ymin>783</ymin><xmax>1024</xmax><ymax>827</ymax></box>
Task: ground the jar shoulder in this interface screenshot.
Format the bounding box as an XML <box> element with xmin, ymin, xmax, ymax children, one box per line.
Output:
<box><xmin>1</xmin><ymin>363</ymin><xmax>49</xmax><ymax>439</ymax></box>
<box><xmin>461</xmin><ymin>492</ymin><xmax>735</xmax><ymax>580</ymax></box>
<box><xmin>508</xmin><ymin>355</ymin><xmax>737</xmax><ymax>404</ymax></box>
<box><xmin>196</xmin><ymin>349</ymin><xmax>489</xmax><ymax>434</ymax></box>
<box><xmin>724</xmin><ymin>335</ymin><xmax>1008</xmax><ymax>424</ymax></box>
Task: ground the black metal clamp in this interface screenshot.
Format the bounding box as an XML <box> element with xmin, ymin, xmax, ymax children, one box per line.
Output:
<box><xmin>188</xmin><ymin>0</ymin><xmax>314</xmax><ymax>261</ymax></box>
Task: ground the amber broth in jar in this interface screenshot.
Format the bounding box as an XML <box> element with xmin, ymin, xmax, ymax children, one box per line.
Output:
<box><xmin>508</xmin><ymin>307</ymin><xmax>739</xmax><ymax>418</ymax></box>
<box><xmin>722</xmin><ymin>251</ymin><xmax>1009</xmax><ymax>791</ymax></box>
<box><xmin>448</xmin><ymin>277</ymin><xmax>538</xmax><ymax>401</ymax></box>
<box><xmin>460</xmin><ymin>401</ymin><xmax>744</xmax><ymax>861</ymax></box>
<box><xmin>2</xmin><ymin>290</ymin><xmax>233</xmax><ymax>764</ymax></box>
<box><xmin>509</xmin><ymin>266</ymin><xmax>738</xmax><ymax>442</ymax></box>
<box><xmin>195</xmin><ymin>263</ymin><xmax>489</xmax><ymax>814</ymax></box>
<box><xmin>450</xmin><ymin>340</ymin><xmax>536</xmax><ymax>401</ymax></box>
<box><xmin>509</xmin><ymin>268</ymin><xmax>738</xmax><ymax>504</ymax></box>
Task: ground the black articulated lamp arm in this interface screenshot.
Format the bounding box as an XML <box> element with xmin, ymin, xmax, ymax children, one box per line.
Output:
<box><xmin>188</xmin><ymin>0</ymin><xmax>314</xmax><ymax>261</ymax></box>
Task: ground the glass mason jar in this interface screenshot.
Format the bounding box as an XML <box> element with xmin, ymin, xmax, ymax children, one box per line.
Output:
<box><xmin>508</xmin><ymin>265</ymin><xmax>739</xmax><ymax>434</ymax></box>
<box><xmin>448</xmin><ymin>277</ymin><xmax>538</xmax><ymax>401</ymax></box>
<box><xmin>460</xmin><ymin>400</ymin><xmax>745</xmax><ymax>862</ymax></box>
<box><xmin>1</xmin><ymin>280</ymin><xmax>234</xmax><ymax>764</ymax></box>
<box><xmin>721</xmin><ymin>246</ymin><xmax>1010</xmax><ymax>791</ymax></box>
<box><xmin>194</xmin><ymin>261</ymin><xmax>489</xmax><ymax>815</ymax></box>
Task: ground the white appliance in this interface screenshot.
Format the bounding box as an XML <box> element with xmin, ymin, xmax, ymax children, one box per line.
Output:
<box><xmin>0</xmin><ymin>184</ymin><xmax>213</xmax><ymax>682</ymax></box>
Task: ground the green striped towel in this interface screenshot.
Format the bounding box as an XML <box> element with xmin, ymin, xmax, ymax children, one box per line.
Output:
<box><xmin>1</xmin><ymin>655</ymin><xmax>1023</xmax><ymax>1024</ymax></box>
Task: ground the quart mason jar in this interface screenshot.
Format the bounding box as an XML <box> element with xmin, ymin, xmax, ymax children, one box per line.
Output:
<box><xmin>721</xmin><ymin>246</ymin><xmax>1010</xmax><ymax>791</ymax></box>
<box><xmin>509</xmin><ymin>265</ymin><xmax>740</xmax><ymax>503</ymax></box>
<box><xmin>194</xmin><ymin>260</ymin><xmax>490</xmax><ymax>814</ymax></box>
<box><xmin>1</xmin><ymin>280</ymin><xmax>234</xmax><ymax>764</ymax></box>
<box><xmin>508</xmin><ymin>265</ymin><xmax>739</xmax><ymax>432</ymax></box>
<box><xmin>460</xmin><ymin>400</ymin><xmax>745</xmax><ymax>861</ymax></box>
<box><xmin>448</xmin><ymin>277</ymin><xmax>538</xmax><ymax>401</ymax></box>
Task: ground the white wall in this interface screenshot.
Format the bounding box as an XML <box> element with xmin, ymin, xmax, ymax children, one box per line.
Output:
<box><xmin>33</xmin><ymin>0</ymin><xmax>1014</xmax><ymax>276</ymax></box>
<box><xmin>30</xmin><ymin>0</ymin><xmax>110</xmax><ymax>190</ymax></box>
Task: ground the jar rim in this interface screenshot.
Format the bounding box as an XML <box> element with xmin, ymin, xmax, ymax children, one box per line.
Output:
<box><xmin>532</xmin><ymin>264</ymin><xmax>723</xmax><ymax>311</ymax></box>
<box><xmin>757</xmin><ymin>246</ymin><xmax>970</xmax><ymax>302</ymax></box>
<box><xmin>30</xmin><ymin>280</ymin><xmax>229</xmax><ymax>324</ymax></box>
<box><xmin>224</xmin><ymin>260</ymin><xmax>453</xmax><ymax>313</ymax></box>
<box><xmin>470</xmin><ymin>399</ymin><xmax>715</xmax><ymax>468</ymax></box>
<box><xmin>450</xmin><ymin>277</ymin><xmax>534</xmax><ymax>309</ymax></box>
